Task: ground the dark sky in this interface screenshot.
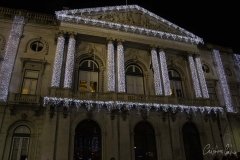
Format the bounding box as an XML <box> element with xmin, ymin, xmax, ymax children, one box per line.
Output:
<box><xmin>1</xmin><ymin>0</ymin><xmax>239</xmax><ymax>52</ymax></box>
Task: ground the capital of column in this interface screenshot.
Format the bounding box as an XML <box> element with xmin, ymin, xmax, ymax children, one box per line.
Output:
<box><xmin>68</xmin><ymin>32</ymin><xmax>77</xmax><ymax>39</ymax></box>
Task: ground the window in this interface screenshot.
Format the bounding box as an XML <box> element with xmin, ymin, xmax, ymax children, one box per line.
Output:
<box><xmin>134</xmin><ymin>121</ymin><xmax>157</xmax><ymax>160</ymax></box>
<box><xmin>30</xmin><ymin>41</ymin><xmax>44</xmax><ymax>52</ymax></box>
<box><xmin>182</xmin><ymin>123</ymin><xmax>203</xmax><ymax>160</ymax></box>
<box><xmin>168</xmin><ymin>69</ymin><xmax>184</xmax><ymax>97</ymax></box>
<box><xmin>74</xmin><ymin>120</ymin><xmax>101</xmax><ymax>160</ymax></box>
<box><xmin>126</xmin><ymin>65</ymin><xmax>144</xmax><ymax>94</ymax></box>
<box><xmin>9</xmin><ymin>126</ymin><xmax>30</xmax><ymax>160</ymax></box>
<box><xmin>229</xmin><ymin>84</ymin><xmax>240</xmax><ymax>110</ymax></box>
<box><xmin>78</xmin><ymin>60</ymin><xmax>99</xmax><ymax>92</ymax></box>
<box><xmin>225</xmin><ymin>67</ymin><xmax>232</xmax><ymax>77</ymax></box>
<box><xmin>21</xmin><ymin>70</ymin><xmax>39</xmax><ymax>95</ymax></box>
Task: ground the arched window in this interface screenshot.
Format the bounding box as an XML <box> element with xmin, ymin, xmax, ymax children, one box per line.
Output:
<box><xmin>126</xmin><ymin>65</ymin><xmax>144</xmax><ymax>94</ymax></box>
<box><xmin>182</xmin><ymin>123</ymin><xmax>203</xmax><ymax>160</ymax></box>
<box><xmin>9</xmin><ymin>126</ymin><xmax>30</xmax><ymax>160</ymax></box>
<box><xmin>78</xmin><ymin>60</ymin><xmax>99</xmax><ymax>92</ymax></box>
<box><xmin>168</xmin><ymin>69</ymin><xmax>184</xmax><ymax>97</ymax></box>
<box><xmin>134</xmin><ymin>121</ymin><xmax>157</xmax><ymax>160</ymax></box>
<box><xmin>74</xmin><ymin>120</ymin><xmax>101</xmax><ymax>160</ymax></box>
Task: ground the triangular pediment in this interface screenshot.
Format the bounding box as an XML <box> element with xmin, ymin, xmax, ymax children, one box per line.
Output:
<box><xmin>56</xmin><ymin>5</ymin><xmax>203</xmax><ymax>44</ymax></box>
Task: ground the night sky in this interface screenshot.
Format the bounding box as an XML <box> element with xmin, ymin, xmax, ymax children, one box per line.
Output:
<box><xmin>0</xmin><ymin>0</ymin><xmax>239</xmax><ymax>53</ymax></box>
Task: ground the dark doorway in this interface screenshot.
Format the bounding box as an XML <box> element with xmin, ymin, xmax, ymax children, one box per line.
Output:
<box><xmin>74</xmin><ymin>120</ymin><xmax>101</xmax><ymax>160</ymax></box>
<box><xmin>134</xmin><ymin>121</ymin><xmax>158</xmax><ymax>160</ymax></box>
<box><xmin>183</xmin><ymin>122</ymin><xmax>203</xmax><ymax>160</ymax></box>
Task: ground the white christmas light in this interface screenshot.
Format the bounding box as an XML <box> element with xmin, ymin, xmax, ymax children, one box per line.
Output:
<box><xmin>117</xmin><ymin>42</ymin><xmax>125</xmax><ymax>92</ymax></box>
<box><xmin>64</xmin><ymin>35</ymin><xmax>76</xmax><ymax>88</ymax></box>
<box><xmin>188</xmin><ymin>55</ymin><xmax>202</xmax><ymax>98</ymax></box>
<box><xmin>55</xmin><ymin>5</ymin><xmax>203</xmax><ymax>44</ymax></box>
<box><xmin>0</xmin><ymin>16</ymin><xmax>24</xmax><ymax>102</ymax></box>
<box><xmin>212</xmin><ymin>49</ymin><xmax>234</xmax><ymax>112</ymax></box>
<box><xmin>51</xmin><ymin>35</ymin><xmax>65</xmax><ymax>87</ymax></box>
<box><xmin>195</xmin><ymin>56</ymin><xmax>209</xmax><ymax>98</ymax></box>
<box><xmin>107</xmin><ymin>40</ymin><xmax>115</xmax><ymax>91</ymax></box>
<box><xmin>151</xmin><ymin>49</ymin><xmax>163</xmax><ymax>95</ymax></box>
<box><xmin>43</xmin><ymin>96</ymin><xmax>224</xmax><ymax>114</ymax></box>
<box><xmin>159</xmin><ymin>50</ymin><xmax>171</xmax><ymax>95</ymax></box>
<box><xmin>233</xmin><ymin>54</ymin><xmax>240</xmax><ymax>74</ymax></box>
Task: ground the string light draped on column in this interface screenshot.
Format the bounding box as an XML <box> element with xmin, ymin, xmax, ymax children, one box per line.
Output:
<box><xmin>195</xmin><ymin>57</ymin><xmax>209</xmax><ymax>98</ymax></box>
<box><xmin>51</xmin><ymin>34</ymin><xmax>65</xmax><ymax>87</ymax></box>
<box><xmin>117</xmin><ymin>41</ymin><xmax>125</xmax><ymax>92</ymax></box>
<box><xmin>0</xmin><ymin>16</ymin><xmax>24</xmax><ymax>102</ymax></box>
<box><xmin>212</xmin><ymin>49</ymin><xmax>234</xmax><ymax>112</ymax></box>
<box><xmin>151</xmin><ymin>48</ymin><xmax>162</xmax><ymax>95</ymax></box>
<box><xmin>233</xmin><ymin>54</ymin><xmax>240</xmax><ymax>73</ymax></box>
<box><xmin>188</xmin><ymin>55</ymin><xmax>201</xmax><ymax>98</ymax></box>
<box><xmin>159</xmin><ymin>50</ymin><xmax>171</xmax><ymax>95</ymax></box>
<box><xmin>64</xmin><ymin>35</ymin><xmax>76</xmax><ymax>88</ymax></box>
<box><xmin>107</xmin><ymin>40</ymin><xmax>115</xmax><ymax>92</ymax></box>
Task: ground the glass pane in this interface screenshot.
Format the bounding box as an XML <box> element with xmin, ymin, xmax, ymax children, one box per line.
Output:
<box><xmin>22</xmin><ymin>79</ymin><xmax>31</xmax><ymax>94</ymax></box>
<box><xmin>136</xmin><ymin>77</ymin><xmax>144</xmax><ymax>94</ymax></box>
<box><xmin>20</xmin><ymin>138</ymin><xmax>29</xmax><ymax>159</ymax></box>
<box><xmin>90</xmin><ymin>81</ymin><xmax>97</xmax><ymax>92</ymax></box>
<box><xmin>11</xmin><ymin>138</ymin><xmax>20</xmax><ymax>160</ymax></box>
<box><xmin>126</xmin><ymin>76</ymin><xmax>134</xmax><ymax>94</ymax></box>
<box><xmin>14</xmin><ymin>126</ymin><xmax>30</xmax><ymax>134</ymax></box>
<box><xmin>29</xmin><ymin>80</ymin><xmax>37</xmax><ymax>95</ymax></box>
<box><xmin>79</xmin><ymin>71</ymin><xmax>98</xmax><ymax>92</ymax></box>
<box><xmin>79</xmin><ymin>81</ymin><xmax>88</xmax><ymax>92</ymax></box>
<box><xmin>25</xmin><ymin>70</ymin><xmax>39</xmax><ymax>78</ymax></box>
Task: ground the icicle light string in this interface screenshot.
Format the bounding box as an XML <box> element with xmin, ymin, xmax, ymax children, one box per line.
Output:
<box><xmin>107</xmin><ymin>40</ymin><xmax>115</xmax><ymax>91</ymax></box>
<box><xmin>43</xmin><ymin>96</ymin><xmax>224</xmax><ymax>114</ymax></box>
<box><xmin>117</xmin><ymin>42</ymin><xmax>125</xmax><ymax>92</ymax></box>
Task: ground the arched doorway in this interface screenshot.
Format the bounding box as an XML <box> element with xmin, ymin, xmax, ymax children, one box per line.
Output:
<box><xmin>134</xmin><ymin>121</ymin><xmax>157</xmax><ymax>160</ymax></box>
<box><xmin>182</xmin><ymin>122</ymin><xmax>203</xmax><ymax>160</ymax></box>
<box><xmin>74</xmin><ymin>120</ymin><xmax>101</xmax><ymax>160</ymax></box>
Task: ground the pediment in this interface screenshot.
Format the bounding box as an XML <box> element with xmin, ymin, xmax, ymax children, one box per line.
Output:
<box><xmin>56</xmin><ymin>5</ymin><xmax>203</xmax><ymax>44</ymax></box>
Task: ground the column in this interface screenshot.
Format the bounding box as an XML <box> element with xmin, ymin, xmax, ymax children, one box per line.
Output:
<box><xmin>117</xmin><ymin>41</ymin><xmax>125</xmax><ymax>92</ymax></box>
<box><xmin>195</xmin><ymin>56</ymin><xmax>209</xmax><ymax>98</ymax></box>
<box><xmin>151</xmin><ymin>48</ymin><xmax>162</xmax><ymax>95</ymax></box>
<box><xmin>188</xmin><ymin>55</ymin><xmax>202</xmax><ymax>98</ymax></box>
<box><xmin>159</xmin><ymin>50</ymin><xmax>171</xmax><ymax>96</ymax></box>
<box><xmin>107</xmin><ymin>40</ymin><xmax>115</xmax><ymax>92</ymax></box>
<box><xmin>64</xmin><ymin>34</ymin><xmax>76</xmax><ymax>88</ymax></box>
<box><xmin>212</xmin><ymin>49</ymin><xmax>233</xmax><ymax>112</ymax></box>
<box><xmin>51</xmin><ymin>33</ymin><xmax>65</xmax><ymax>87</ymax></box>
<box><xmin>0</xmin><ymin>16</ymin><xmax>24</xmax><ymax>102</ymax></box>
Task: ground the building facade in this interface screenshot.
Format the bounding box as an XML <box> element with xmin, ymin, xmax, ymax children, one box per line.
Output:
<box><xmin>0</xmin><ymin>5</ymin><xmax>240</xmax><ymax>160</ymax></box>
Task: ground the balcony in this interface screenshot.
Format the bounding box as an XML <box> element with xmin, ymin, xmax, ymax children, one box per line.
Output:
<box><xmin>8</xmin><ymin>93</ymin><xmax>41</xmax><ymax>105</ymax></box>
<box><xmin>49</xmin><ymin>88</ymin><xmax>219</xmax><ymax>107</ymax></box>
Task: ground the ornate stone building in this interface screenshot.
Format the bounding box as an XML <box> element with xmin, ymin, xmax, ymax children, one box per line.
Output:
<box><xmin>0</xmin><ymin>5</ymin><xmax>240</xmax><ymax>160</ymax></box>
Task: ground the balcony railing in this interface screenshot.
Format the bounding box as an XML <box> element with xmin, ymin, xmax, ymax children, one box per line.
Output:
<box><xmin>8</xmin><ymin>93</ymin><xmax>41</xmax><ymax>104</ymax></box>
<box><xmin>49</xmin><ymin>88</ymin><xmax>219</xmax><ymax>107</ymax></box>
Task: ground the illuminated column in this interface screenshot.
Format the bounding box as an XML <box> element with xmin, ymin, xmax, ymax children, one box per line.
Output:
<box><xmin>233</xmin><ymin>54</ymin><xmax>240</xmax><ymax>72</ymax></box>
<box><xmin>159</xmin><ymin>50</ymin><xmax>171</xmax><ymax>95</ymax></box>
<box><xmin>51</xmin><ymin>33</ymin><xmax>65</xmax><ymax>87</ymax></box>
<box><xmin>107</xmin><ymin>40</ymin><xmax>115</xmax><ymax>92</ymax></box>
<box><xmin>188</xmin><ymin>55</ymin><xmax>202</xmax><ymax>98</ymax></box>
<box><xmin>195</xmin><ymin>56</ymin><xmax>209</xmax><ymax>98</ymax></box>
<box><xmin>212</xmin><ymin>49</ymin><xmax>233</xmax><ymax>112</ymax></box>
<box><xmin>117</xmin><ymin>41</ymin><xmax>125</xmax><ymax>92</ymax></box>
<box><xmin>0</xmin><ymin>16</ymin><xmax>24</xmax><ymax>102</ymax></box>
<box><xmin>151</xmin><ymin>48</ymin><xmax>162</xmax><ymax>95</ymax></box>
<box><xmin>64</xmin><ymin>34</ymin><xmax>76</xmax><ymax>88</ymax></box>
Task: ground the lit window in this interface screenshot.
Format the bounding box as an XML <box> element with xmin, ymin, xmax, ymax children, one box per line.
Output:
<box><xmin>21</xmin><ymin>70</ymin><xmax>39</xmax><ymax>95</ymax></box>
<box><xmin>79</xmin><ymin>60</ymin><xmax>99</xmax><ymax>92</ymax></box>
<box><xmin>168</xmin><ymin>69</ymin><xmax>184</xmax><ymax>97</ymax></box>
<box><xmin>30</xmin><ymin>41</ymin><xmax>44</xmax><ymax>52</ymax></box>
<box><xmin>9</xmin><ymin>126</ymin><xmax>30</xmax><ymax>160</ymax></box>
<box><xmin>126</xmin><ymin>65</ymin><xmax>144</xmax><ymax>94</ymax></box>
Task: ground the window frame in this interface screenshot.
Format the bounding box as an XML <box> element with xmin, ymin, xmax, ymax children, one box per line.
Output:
<box><xmin>21</xmin><ymin>69</ymin><xmax>39</xmax><ymax>95</ymax></box>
